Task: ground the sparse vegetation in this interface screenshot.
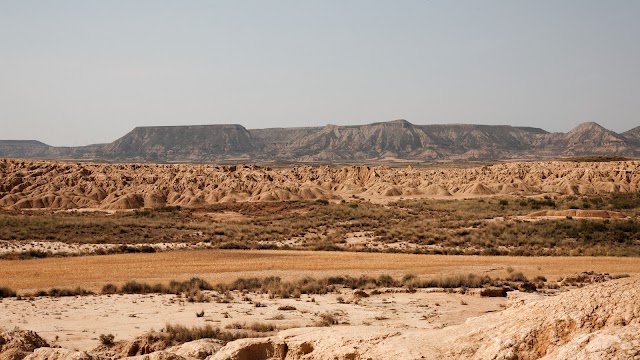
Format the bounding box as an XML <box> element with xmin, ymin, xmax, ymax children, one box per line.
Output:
<box><xmin>8</xmin><ymin>272</ymin><xmax>578</xmax><ymax>300</ymax></box>
<box><xmin>99</xmin><ymin>333</ymin><xmax>115</xmax><ymax>346</ymax></box>
<box><xmin>103</xmin><ymin>277</ymin><xmax>213</xmax><ymax>296</ymax></box>
<box><xmin>225</xmin><ymin>322</ymin><xmax>276</xmax><ymax>333</ymax></box>
<box><xmin>1</xmin><ymin>195</ymin><xmax>638</xmax><ymax>258</ymax></box>
<box><xmin>409</xmin><ymin>274</ymin><xmax>494</xmax><ymax>289</ymax></box>
<box><xmin>28</xmin><ymin>287</ymin><xmax>94</xmax><ymax>297</ymax></box>
<box><xmin>162</xmin><ymin>323</ymin><xmax>267</xmax><ymax>344</ymax></box>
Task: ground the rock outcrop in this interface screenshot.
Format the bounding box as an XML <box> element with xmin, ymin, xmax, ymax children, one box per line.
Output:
<box><xmin>0</xmin><ymin>329</ymin><xmax>49</xmax><ymax>360</ymax></box>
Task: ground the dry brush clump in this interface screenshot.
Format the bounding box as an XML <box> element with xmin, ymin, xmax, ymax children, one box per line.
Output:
<box><xmin>31</xmin><ymin>287</ymin><xmax>95</xmax><ymax>297</ymax></box>
<box><xmin>224</xmin><ymin>322</ymin><xmax>276</xmax><ymax>333</ymax></box>
<box><xmin>0</xmin><ymin>286</ymin><xmax>16</xmax><ymax>298</ymax></box>
<box><xmin>99</xmin><ymin>333</ymin><xmax>115</xmax><ymax>346</ymax></box>
<box><xmin>407</xmin><ymin>273</ymin><xmax>494</xmax><ymax>289</ymax></box>
<box><xmin>162</xmin><ymin>323</ymin><xmax>267</xmax><ymax>344</ymax></box>
<box><xmin>101</xmin><ymin>278</ymin><xmax>214</xmax><ymax>302</ymax></box>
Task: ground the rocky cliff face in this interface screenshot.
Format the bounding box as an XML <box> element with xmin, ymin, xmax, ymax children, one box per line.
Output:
<box><xmin>1</xmin><ymin>121</ymin><xmax>639</xmax><ymax>162</ymax></box>
<box><xmin>623</xmin><ymin>125</ymin><xmax>640</xmax><ymax>144</ymax></box>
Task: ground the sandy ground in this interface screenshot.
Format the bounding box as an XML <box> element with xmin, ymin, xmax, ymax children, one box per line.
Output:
<box><xmin>0</xmin><ymin>288</ymin><xmax>505</xmax><ymax>352</ymax></box>
<box><xmin>1</xmin><ymin>250</ymin><xmax>639</xmax><ymax>292</ymax></box>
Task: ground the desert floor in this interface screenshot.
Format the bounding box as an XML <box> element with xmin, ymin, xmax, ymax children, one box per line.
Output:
<box><xmin>0</xmin><ymin>287</ymin><xmax>505</xmax><ymax>352</ymax></box>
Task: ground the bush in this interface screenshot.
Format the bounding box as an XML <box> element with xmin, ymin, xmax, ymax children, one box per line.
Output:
<box><xmin>412</xmin><ymin>274</ymin><xmax>493</xmax><ymax>289</ymax></box>
<box><xmin>316</xmin><ymin>312</ymin><xmax>339</xmax><ymax>326</ymax></box>
<box><xmin>0</xmin><ymin>287</ymin><xmax>16</xmax><ymax>298</ymax></box>
<box><xmin>164</xmin><ymin>324</ymin><xmax>259</xmax><ymax>344</ymax></box>
<box><xmin>101</xmin><ymin>283</ymin><xmax>118</xmax><ymax>294</ymax></box>
<box><xmin>507</xmin><ymin>272</ymin><xmax>528</xmax><ymax>282</ymax></box>
<box><xmin>99</xmin><ymin>333</ymin><xmax>115</xmax><ymax>346</ymax></box>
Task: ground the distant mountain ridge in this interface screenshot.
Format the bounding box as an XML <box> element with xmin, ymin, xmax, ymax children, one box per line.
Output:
<box><xmin>1</xmin><ymin>120</ymin><xmax>639</xmax><ymax>162</ymax></box>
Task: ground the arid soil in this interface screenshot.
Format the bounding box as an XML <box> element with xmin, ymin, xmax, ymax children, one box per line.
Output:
<box><xmin>1</xmin><ymin>276</ymin><xmax>638</xmax><ymax>359</ymax></box>
<box><xmin>213</xmin><ymin>276</ymin><xmax>640</xmax><ymax>360</ymax></box>
<box><xmin>1</xmin><ymin>159</ymin><xmax>639</xmax><ymax>209</ymax></box>
<box><xmin>0</xmin><ymin>288</ymin><xmax>503</xmax><ymax>352</ymax></box>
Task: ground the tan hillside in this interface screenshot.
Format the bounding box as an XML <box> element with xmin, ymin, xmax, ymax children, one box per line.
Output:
<box><xmin>1</xmin><ymin>159</ymin><xmax>639</xmax><ymax>210</ymax></box>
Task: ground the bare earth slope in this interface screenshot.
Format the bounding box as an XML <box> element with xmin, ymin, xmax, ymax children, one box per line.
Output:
<box><xmin>1</xmin><ymin>120</ymin><xmax>639</xmax><ymax>162</ymax></box>
<box><xmin>1</xmin><ymin>159</ymin><xmax>639</xmax><ymax>210</ymax></box>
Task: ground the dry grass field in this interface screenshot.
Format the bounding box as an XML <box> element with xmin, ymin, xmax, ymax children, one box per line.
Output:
<box><xmin>1</xmin><ymin>249</ymin><xmax>638</xmax><ymax>292</ymax></box>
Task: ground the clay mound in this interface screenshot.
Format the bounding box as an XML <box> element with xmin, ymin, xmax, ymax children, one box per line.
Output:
<box><xmin>0</xmin><ymin>329</ymin><xmax>49</xmax><ymax>360</ymax></box>
<box><xmin>459</xmin><ymin>182</ymin><xmax>495</xmax><ymax>196</ymax></box>
<box><xmin>24</xmin><ymin>348</ymin><xmax>105</xmax><ymax>360</ymax></box>
<box><xmin>527</xmin><ymin>209</ymin><xmax>628</xmax><ymax>219</ymax></box>
<box><xmin>1</xmin><ymin>159</ymin><xmax>640</xmax><ymax>210</ymax></box>
<box><xmin>443</xmin><ymin>276</ymin><xmax>640</xmax><ymax>359</ymax></box>
<box><xmin>420</xmin><ymin>184</ymin><xmax>452</xmax><ymax>196</ymax></box>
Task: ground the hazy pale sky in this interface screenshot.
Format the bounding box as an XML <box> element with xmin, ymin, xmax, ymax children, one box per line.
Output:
<box><xmin>1</xmin><ymin>1</ymin><xmax>638</xmax><ymax>146</ymax></box>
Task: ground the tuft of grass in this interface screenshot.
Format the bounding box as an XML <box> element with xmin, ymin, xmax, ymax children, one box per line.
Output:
<box><xmin>507</xmin><ymin>272</ymin><xmax>528</xmax><ymax>282</ymax></box>
<box><xmin>162</xmin><ymin>323</ymin><xmax>268</xmax><ymax>345</ymax></box>
<box><xmin>224</xmin><ymin>322</ymin><xmax>275</xmax><ymax>332</ymax></box>
<box><xmin>0</xmin><ymin>287</ymin><xmax>17</xmax><ymax>298</ymax></box>
<box><xmin>316</xmin><ymin>312</ymin><xmax>339</xmax><ymax>327</ymax></box>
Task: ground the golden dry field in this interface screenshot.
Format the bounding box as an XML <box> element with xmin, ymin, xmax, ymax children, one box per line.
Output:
<box><xmin>2</xmin><ymin>249</ymin><xmax>639</xmax><ymax>291</ymax></box>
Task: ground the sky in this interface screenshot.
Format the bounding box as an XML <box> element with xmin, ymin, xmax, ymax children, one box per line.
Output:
<box><xmin>1</xmin><ymin>1</ymin><xmax>639</xmax><ymax>146</ymax></box>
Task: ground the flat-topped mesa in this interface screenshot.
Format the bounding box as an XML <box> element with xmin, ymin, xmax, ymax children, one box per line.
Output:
<box><xmin>1</xmin><ymin>120</ymin><xmax>639</xmax><ymax>162</ymax></box>
<box><xmin>101</xmin><ymin>124</ymin><xmax>257</xmax><ymax>161</ymax></box>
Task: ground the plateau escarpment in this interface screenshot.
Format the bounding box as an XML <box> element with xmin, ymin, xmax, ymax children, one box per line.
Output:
<box><xmin>1</xmin><ymin>120</ymin><xmax>638</xmax><ymax>162</ymax></box>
